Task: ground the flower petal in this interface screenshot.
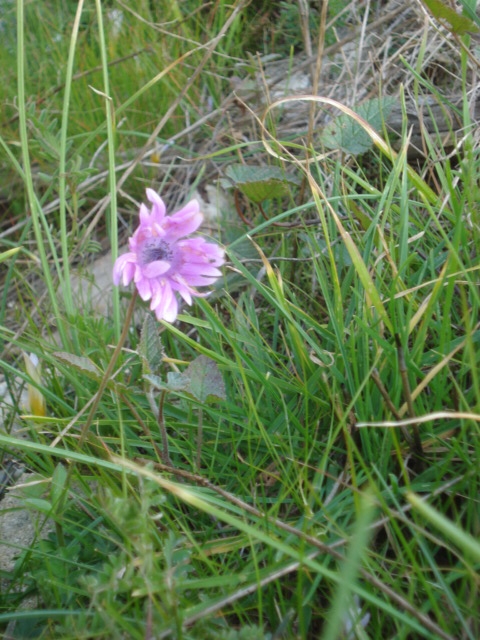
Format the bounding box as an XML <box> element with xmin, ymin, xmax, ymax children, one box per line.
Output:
<box><xmin>161</xmin><ymin>290</ymin><xmax>178</xmax><ymax>323</ymax></box>
<box><xmin>164</xmin><ymin>200</ymin><xmax>204</xmax><ymax>240</ymax></box>
<box><xmin>122</xmin><ymin>262</ymin><xmax>136</xmax><ymax>286</ymax></box>
<box><xmin>113</xmin><ymin>253</ymin><xmax>137</xmax><ymax>285</ymax></box>
<box><xmin>142</xmin><ymin>260</ymin><xmax>171</xmax><ymax>278</ymax></box>
<box><xmin>139</xmin><ymin>202</ymin><xmax>151</xmax><ymax>226</ymax></box>
<box><xmin>148</xmin><ymin>279</ymin><xmax>161</xmax><ymax>310</ymax></box>
<box><xmin>181</xmin><ymin>274</ymin><xmax>220</xmax><ymax>286</ymax></box>
<box><xmin>146</xmin><ymin>189</ymin><xmax>166</xmax><ymax>221</ymax></box>
<box><xmin>136</xmin><ymin>277</ymin><xmax>152</xmax><ymax>301</ymax></box>
<box><xmin>176</xmin><ymin>287</ymin><xmax>193</xmax><ymax>305</ymax></box>
<box><xmin>151</xmin><ymin>280</ymin><xmax>178</xmax><ymax>322</ymax></box>
<box><xmin>180</xmin><ymin>263</ymin><xmax>222</xmax><ymax>277</ymax></box>
<box><xmin>179</xmin><ymin>238</ymin><xmax>225</xmax><ymax>266</ymax></box>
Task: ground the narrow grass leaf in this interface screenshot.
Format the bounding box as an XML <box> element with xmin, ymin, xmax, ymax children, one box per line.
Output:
<box><xmin>0</xmin><ymin>246</ymin><xmax>21</xmax><ymax>263</ymax></box>
<box><xmin>407</xmin><ymin>492</ymin><xmax>480</xmax><ymax>562</ymax></box>
<box><xmin>321</xmin><ymin>491</ymin><xmax>376</xmax><ymax>640</ymax></box>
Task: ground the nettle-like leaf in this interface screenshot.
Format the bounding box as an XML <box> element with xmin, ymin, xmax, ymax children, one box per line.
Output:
<box><xmin>320</xmin><ymin>97</ymin><xmax>396</xmax><ymax>155</ymax></box>
<box><xmin>224</xmin><ymin>164</ymin><xmax>301</xmax><ymax>203</ymax></box>
<box><xmin>422</xmin><ymin>0</ymin><xmax>479</xmax><ymax>35</ymax></box>
<box><xmin>138</xmin><ymin>314</ymin><xmax>164</xmax><ymax>376</ymax></box>
<box><xmin>145</xmin><ymin>356</ymin><xmax>226</xmax><ymax>403</ymax></box>
<box><xmin>54</xmin><ymin>351</ymin><xmax>101</xmax><ymax>381</ymax></box>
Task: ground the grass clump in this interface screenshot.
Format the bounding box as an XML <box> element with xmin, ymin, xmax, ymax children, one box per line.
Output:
<box><xmin>1</xmin><ymin>1</ymin><xmax>479</xmax><ymax>639</ymax></box>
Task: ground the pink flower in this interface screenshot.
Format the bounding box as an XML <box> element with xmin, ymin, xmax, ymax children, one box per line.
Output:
<box><xmin>113</xmin><ymin>189</ymin><xmax>225</xmax><ymax>323</ymax></box>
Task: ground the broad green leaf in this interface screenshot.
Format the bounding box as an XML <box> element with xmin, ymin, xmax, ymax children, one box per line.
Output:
<box><xmin>225</xmin><ymin>164</ymin><xmax>301</xmax><ymax>203</ymax></box>
<box><xmin>184</xmin><ymin>355</ymin><xmax>226</xmax><ymax>403</ymax></box>
<box><xmin>145</xmin><ymin>371</ymin><xmax>190</xmax><ymax>393</ymax></box>
<box><xmin>320</xmin><ymin>97</ymin><xmax>396</xmax><ymax>155</ymax></box>
<box><xmin>53</xmin><ymin>351</ymin><xmax>101</xmax><ymax>380</ymax></box>
<box><xmin>165</xmin><ymin>371</ymin><xmax>190</xmax><ymax>392</ymax></box>
<box><xmin>138</xmin><ymin>314</ymin><xmax>164</xmax><ymax>375</ymax></box>
<box><xmin>144</xmin><ymin>373</ymin><xmax>167</xmax><ymax>391</ymax></box>
<box><xmin>422</xmin><ymin>0</ymin><xmax>479</xmax><ymax>34</ymax></box>
<box><xmin>147</xmin><ymin>357</ymin><xmax>226</xmax><ymax>403</ymax></box>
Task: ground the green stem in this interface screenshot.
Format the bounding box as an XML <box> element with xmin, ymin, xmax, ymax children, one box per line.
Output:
<box><xmin>94</xmin><ymin>0</ymin><xmax>120</xmax><ymax>340</ymax></box>
<box><xmin>16</xmin><ymin>0</ymin><xmax>68</xmax><ymax>348</ymax></box>
<box><xmin>59</xmin><ymin>0</ymin><xmax>85</xmax><ymax>325</ymax></box>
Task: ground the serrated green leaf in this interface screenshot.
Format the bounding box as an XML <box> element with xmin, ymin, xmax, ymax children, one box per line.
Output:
<box><xmin>53</xmin><ymin>351</ymin><xmax>101</xmax><ymax>380</ymax></box>
<box><xmin>183</xmin><ymin>355</ymin><xmax>226</xmax><ymax>403</ymax></box>
<box><xmin>138</xmin><ymin>314</ymin><xmax>164</xmax><ymax>376</ymax></box>
<box><xmin>320</xmin><ymin>97</ymin><xmax>396</xmax><ymax>155</ymax></box>
<box><xmin>422</xmin><ymin>0</ymin><xmax>479</xmax><ymax>34</ymax></box>
<box><xmin>225</xmin><ymin>164</ymin><xmax>301</xmax><ymax>203</ymax></box>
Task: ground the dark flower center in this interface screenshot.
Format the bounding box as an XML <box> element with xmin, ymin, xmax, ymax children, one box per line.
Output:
<box><xmin>140</xmin><ymin>238</ymin><xmax>173</xmax><ymax>264</ymax></box>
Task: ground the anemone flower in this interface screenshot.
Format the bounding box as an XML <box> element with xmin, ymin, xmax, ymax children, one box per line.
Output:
<box><xmin>113</xmin><ymin>189</ymin><xmax>225</xmax><ymax>323</ymax></box>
